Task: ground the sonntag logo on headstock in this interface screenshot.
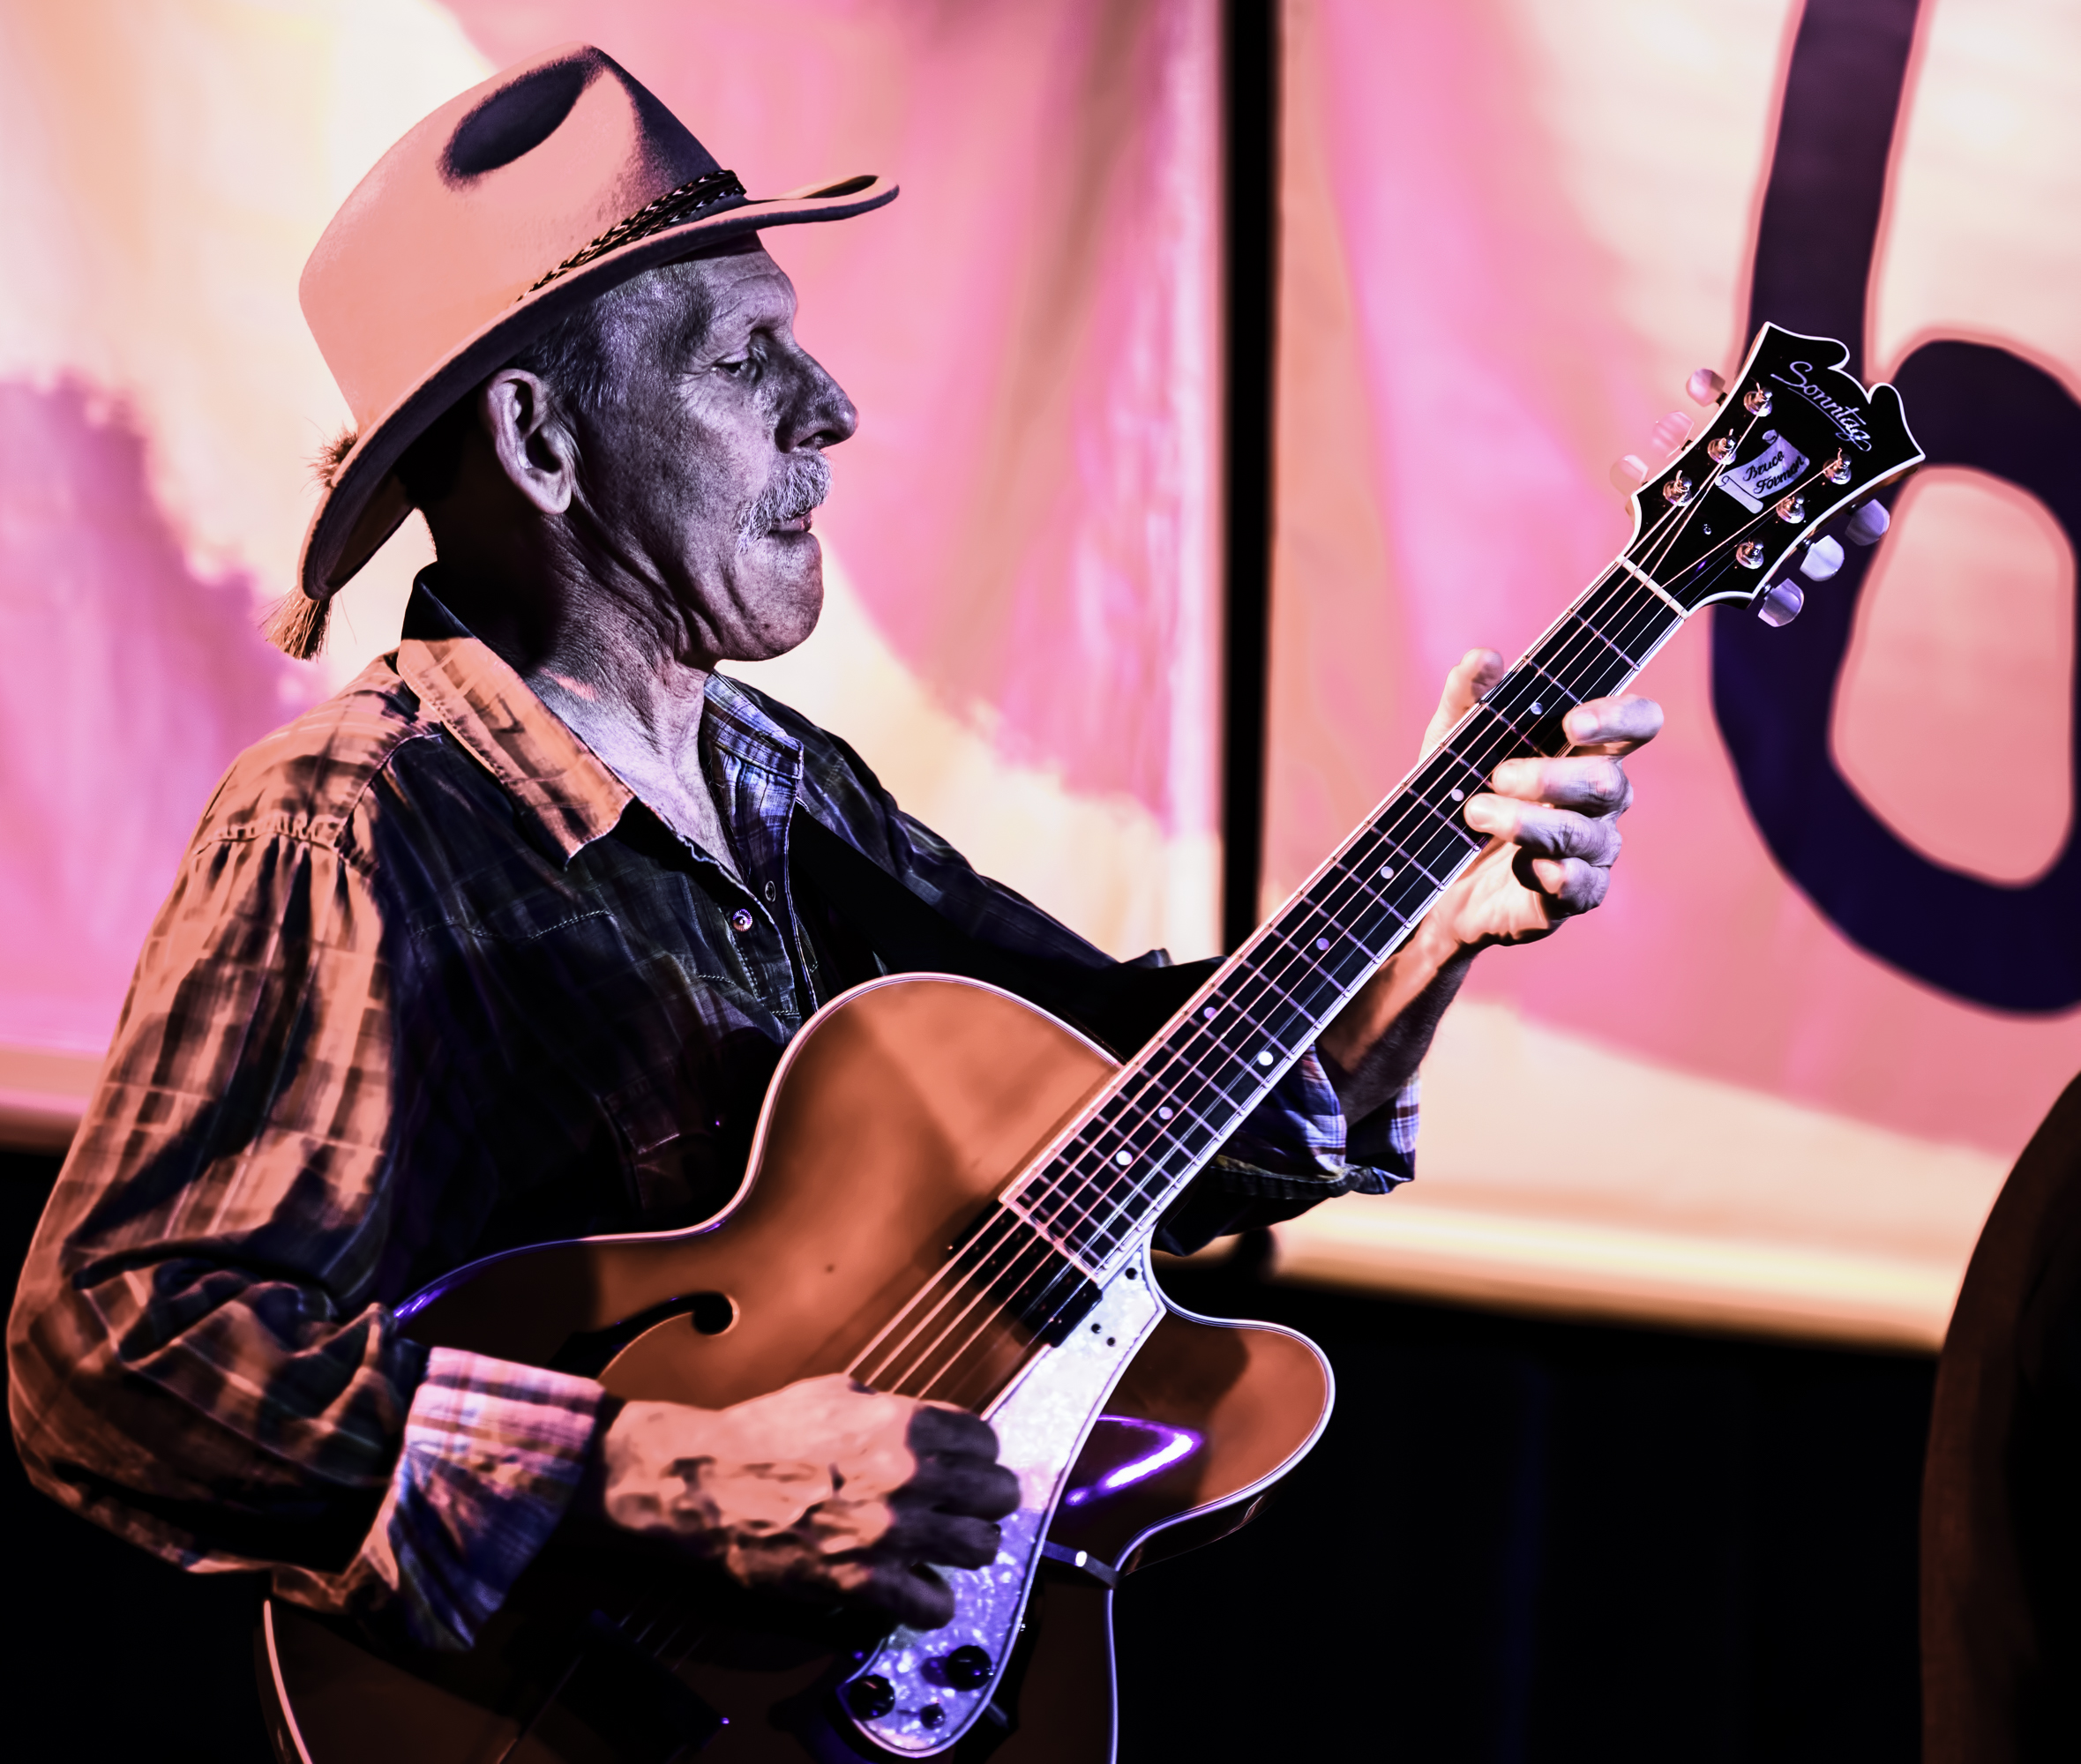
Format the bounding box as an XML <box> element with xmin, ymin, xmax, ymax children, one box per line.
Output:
<box><xmin>1768</xmin><ymin>359</ymin><xmax>1874</xmax><ymax>451</ymax></box>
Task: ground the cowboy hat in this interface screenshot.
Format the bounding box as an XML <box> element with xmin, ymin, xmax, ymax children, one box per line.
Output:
<box><xmin>281</xmin><ymin>42</ymin><xmax>895</xmax><ymax>656</ymax></box>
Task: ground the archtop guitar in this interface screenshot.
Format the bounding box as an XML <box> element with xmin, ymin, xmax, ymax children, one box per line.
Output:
<box><xmin>259</xmin><ymin>325</ymin><xmax>1921</xmax><ymax>1763</ymax></box>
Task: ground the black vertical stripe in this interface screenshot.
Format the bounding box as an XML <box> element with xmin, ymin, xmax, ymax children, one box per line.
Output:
<box><xmin>1220</xmin><ymin>0</ymin><xmax>1281</xmax><ymax>952</ymax></box>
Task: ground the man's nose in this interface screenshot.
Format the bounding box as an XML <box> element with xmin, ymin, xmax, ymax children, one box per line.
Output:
<box><xmin>782</xmin><ymin>351</ymin><xmax>857</xmax><ymax>452</ymax></box>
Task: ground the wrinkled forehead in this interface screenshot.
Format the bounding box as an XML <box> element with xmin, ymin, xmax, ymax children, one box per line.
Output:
<box><xmin>607</xmin><ymin>237</ymin><xmax>794</xmax><ymax>340</ymax></box>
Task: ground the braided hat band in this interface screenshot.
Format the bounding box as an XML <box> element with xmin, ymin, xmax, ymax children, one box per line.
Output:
<box><xmin>524</xmin><ymin>168</ymin><xmax>749</xmax><ymax>297</ymax></box>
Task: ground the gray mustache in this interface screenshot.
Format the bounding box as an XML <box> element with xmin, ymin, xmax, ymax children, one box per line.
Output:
<box><xmin>739</xmin><ymin>454</ymin><xmax>831</xmax><ymax>546</ymax></box>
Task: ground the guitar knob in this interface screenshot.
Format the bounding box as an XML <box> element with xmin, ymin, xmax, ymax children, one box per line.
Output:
<box><xmin>1846</xmin><ymin>501</ymin><xmax>1890</xmax><ymax>545</ymax></box>
<box><xmin>1609</xmin><ymin>453</ymin><xmax>1649</xmax><ymax>492</ymax></box>
<box><xmin>1687</xmin><ymin>368</ymin><xmax>1727</xmax><ymax>405</ymax></box>
<box><xmin>1755</xmin><ymin>580</ymin><xmax>1805</xmax><ymax>627</ymax></box>
<box><xmin>1800</xmin><ymin>536</ymin><xmax>1845</xmax><ymax>581</ymax></box>
<box><xmin>846</xmin><ymin>1675</ymin><xmax>896</xmax><ymax>1720</ymax></box>
<box><xmin>1651</xmin><ymin>410</ymin><xmax>1693</xmax><ymax>453</ymax></box>
<box><xmin>939</xmin><ymin>1645</ymin><xmax>993</xmax><ymax>1690</ymax></box>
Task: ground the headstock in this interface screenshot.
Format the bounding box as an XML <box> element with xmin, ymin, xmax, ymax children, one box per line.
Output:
<box><xmin>1616</xmin><ymin>325</ymin><xmax>1922</xmax><ymax>619</ymax></box>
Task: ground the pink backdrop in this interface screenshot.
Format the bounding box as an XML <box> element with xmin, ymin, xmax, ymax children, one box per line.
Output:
<box><xmin>3</xmin><ymin>0</ymin><xmax>2076</xmax><ymax>1337</ymax></box>
<box><xmin>0</xmin><ymin>0</ymin><xmax>1221</xmax><ymax>1062</ymax></box>
<box><xmin>1269</xmin><ymin>0</ymin><xmax>2078</xmax><ymax>1164</ymax></box>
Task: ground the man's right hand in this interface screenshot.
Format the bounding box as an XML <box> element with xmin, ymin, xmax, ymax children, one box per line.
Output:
<box><xmin>573</xmin><ymin>1372</ymin><xmax>1022</xmax><ymax>1630</ymax></box>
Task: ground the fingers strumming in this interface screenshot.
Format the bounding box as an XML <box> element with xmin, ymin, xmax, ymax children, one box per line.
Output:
<box><xmin>906</xmin><ymin>1404</ymin><xmax>1001</xmax><ymax>1462</ymax></box>
<box><xmin>905</xmin><ymin>1453</ymin><xmax>1022</xmax><ymax>1521</ymax></box>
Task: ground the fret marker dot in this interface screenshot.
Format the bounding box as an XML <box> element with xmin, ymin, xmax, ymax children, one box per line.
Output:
<box><xmin>1531</xmin><ymin>701</ymin><xmax>1543</xmax><ymax>714</ymax></box>
<box><xmin>1257</xmin><ymin>1050</ymin><xmax>1274</xmax><ymax>1067</ymax></box>
<box><xmin>1449</xmin><ymin>788</ymin><xmax>1464</xmax><ymax>802</ymax></box>
<box><xmin>1157</xmin><ymin>1105</ymin><xmax>1173</xmax><ymax>1120</ymax></box>
<box><xmin>1315</xmin><ymin>937</ymin><xmax>1330</xmax><ymax>951</ymax></box>
<box><xmin>1115</xmin><ymin>1149</ymin><xmax>1132</xmax><ymax>1166</ymax></box>
<box><xmin>1379</xmin><ymin>864</ymin><xmax>1395</xmax><ymax>879</ymax></box>
<box><xmin>1202</xmin><ymin>1006</ymin><xmax>1216</xmax><ymax>1020</ymax></box>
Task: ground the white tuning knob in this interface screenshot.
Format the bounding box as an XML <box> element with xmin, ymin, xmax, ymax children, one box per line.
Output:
<box><xmin>1755</xmin><ymin>580</ymin><xmax>1805</xmax><ymax>626</ymax></box>
<box><xmin>1687</xmin><ymin>369</ymin><xmax>1727</xmax><ymax>405</ymax></box>
<box><xmin>1800</xmin><ymin>536</ymin><xmax>1845</xmax><ymax>581</ymax></box>
<box><xmin>1846</xmin><ymin>502</ymin><xmax>1890</xmax><ymax>546</ymax></box>
<box><xmin>1609</xmin><ymin>453</ymin><xmax>1649</xmax><ymax>492</ymax></box>
<box><xmin>1651</xmin><ymin>411</ymin><xmax>1693</xmax><ymax>453</ymax></box>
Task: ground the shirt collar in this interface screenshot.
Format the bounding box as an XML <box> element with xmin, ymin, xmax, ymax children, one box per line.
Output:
<box><xmin>393</xmin><ymin>577</ymin><xmax>633</xmax><ymax>864</ymax></box>
<box><xmin>701</xmin><ymin>670</ymin><xmax>805</xmax><ymax>781</ymax></box>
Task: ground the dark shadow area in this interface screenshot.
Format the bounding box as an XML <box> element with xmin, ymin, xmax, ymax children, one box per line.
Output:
<box><xmin>4</xmin><ymin>1158</ymin><xmax>1928</xmax><ymax>1762</ymax></box>
<box><xmin>3</xmin><ymin>1151</ymin><xmax>273</xmax><ymax>1763</ymax></box>
<box><xmin>1117</xmin><ymin>1250</ymin><xmax>1932</xmax><ymax>1762</ymax></box>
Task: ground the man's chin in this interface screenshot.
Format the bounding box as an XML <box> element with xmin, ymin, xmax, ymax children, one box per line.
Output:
<box><xmin>722</xmin><ymin>564</ymin><xmax>823</xmax><ymax>664</ymax></box>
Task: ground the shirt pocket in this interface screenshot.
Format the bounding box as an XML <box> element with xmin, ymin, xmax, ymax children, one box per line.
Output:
<box><xmin>598</xmin><ymin>1034</ymin><xmax>774</xmax><ymax>1230</ymax></box>
<box><xmin>602</xmin><ymin>1065</ymin><xmax>707</xmax><ymax>1223</ymax></box>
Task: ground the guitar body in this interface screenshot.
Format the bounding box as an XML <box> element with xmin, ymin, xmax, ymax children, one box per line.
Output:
<box><xmin>261</xmin><ymin>975</ymin><xmax>1335</xmax><ymax>1764</ymax></box>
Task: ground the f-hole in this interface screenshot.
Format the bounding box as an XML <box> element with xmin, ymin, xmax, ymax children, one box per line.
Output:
<box><xmin>548</xmin><ymin>1291</ymin><xmax>738</xmax><ymax>1375</ymax></box>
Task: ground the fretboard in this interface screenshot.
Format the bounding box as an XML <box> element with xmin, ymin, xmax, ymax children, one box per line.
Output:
<box><xmin>1006</xmin><ymin>563</ymin><xmax>1686</xmax><ymax>1270</ymax></box>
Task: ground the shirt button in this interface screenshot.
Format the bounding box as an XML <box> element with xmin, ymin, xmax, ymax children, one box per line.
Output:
<box><xmin>763</xmin><ymin>880</ymin><xmax>777</xmax><ymax>902</ymax></box>
<box><xmin>730</xmin><ymin>908</ymin><xmax>755</xmax><ymax>934</ymax></box>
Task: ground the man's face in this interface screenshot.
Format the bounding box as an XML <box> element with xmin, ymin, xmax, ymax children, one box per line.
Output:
<box><xmin>571</xmin><ymin>244</ymin><xmax>856</xmax><ymax>666</ymax></box>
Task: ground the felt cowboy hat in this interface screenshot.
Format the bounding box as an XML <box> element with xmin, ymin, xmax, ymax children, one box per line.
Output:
<box><xmin>280</xmin><ymin>42</ymin><xmax>895</xmax><ymax>656</ymax></box>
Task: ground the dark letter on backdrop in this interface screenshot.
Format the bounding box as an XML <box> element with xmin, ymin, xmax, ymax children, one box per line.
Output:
<box><xmin>1715</xmin><ymin>0</ymin><xmax>2081</xmax><ymax>1012</ymax></box>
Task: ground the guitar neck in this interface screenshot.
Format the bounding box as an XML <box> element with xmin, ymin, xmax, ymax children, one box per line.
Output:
<box><xmin>1007</xmin><ymin>560</ymin><xmax>1685</xmax><ymax>1270</ymax></box>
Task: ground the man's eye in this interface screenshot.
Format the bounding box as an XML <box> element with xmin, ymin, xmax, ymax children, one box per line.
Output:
<box><xmin>716</xmin><ymin>353</ymin><xmax>757</xmax><ymax>378</ymax></box>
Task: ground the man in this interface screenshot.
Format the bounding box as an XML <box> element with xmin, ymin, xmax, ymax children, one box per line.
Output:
<box><xmin>10</xmin><ymin>47</ymin><xmax>1658</xmax><ymax>1657</ymax></box>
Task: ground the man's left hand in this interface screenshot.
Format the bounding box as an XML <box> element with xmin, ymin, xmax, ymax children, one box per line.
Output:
<box><xmin>1319</xmin><ymin>648</ymin><xmax>1661</xmax><ymax>1116</ymax></box>
<box><xmin>1425</xmin><ymin>647</ymin><xmax>1664</xmax><ymax>950</ymax></box>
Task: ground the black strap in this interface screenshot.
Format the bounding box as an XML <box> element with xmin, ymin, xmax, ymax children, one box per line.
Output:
<box><xmin>788</xmin><ymin>810</ymin><xmax>1217</xmax><ymax>1060</ymax></box>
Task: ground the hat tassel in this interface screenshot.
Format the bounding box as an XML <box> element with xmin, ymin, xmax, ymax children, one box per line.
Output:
<box><xmin>266</xmin><ymin>588</ymin><xmax>333</xmax><ymax>660</ymax></box>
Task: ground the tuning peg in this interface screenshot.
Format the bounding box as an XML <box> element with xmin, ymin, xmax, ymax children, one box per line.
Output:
<box><xmin>1755</xmin><ymin>579</ymin><xmax>1805</xmax><ymax>626</ymax></box>
<box><xmin>1651</xmin><ymin>411</ymin><xmax>1693</xmax><ymax>453</ymax></box>
<box><xmin>1846</xmin><ymin>501</ymin><xmax>1890</xmax><ymax>545</ymax></box>
<box><xmin>1687</xmin><ymin>369</ymin><xmax>1727</xmax><ymax>405</ymax></box>
<box><xmin>1609</xmin><ymin>453</ymin><xmax>1650</xmax><ymax>493</ymax></box>
<box><xmin>1799</xmin><ymin>536</ymin><xmax>1845</xmax><ymax>581</ymax></box>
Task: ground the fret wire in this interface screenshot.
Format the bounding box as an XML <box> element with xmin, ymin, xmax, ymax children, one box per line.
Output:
<box><xmin>1014</xmin><ymin>570</ymin><xmax>1683</xmax><ymax>1259</ymax></box>
<box><xmin>1043</xmin><ymin>647</ymin><xmax>1599</xmax><ymax>1245</ymax></box>
<box><xmin>1039</xmin><ymin>869</ymin><xmax>1435</xmax><ymax>1245</ymax></box>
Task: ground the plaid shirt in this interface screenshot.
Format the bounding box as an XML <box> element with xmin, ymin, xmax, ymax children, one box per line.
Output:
<box><xmin>7</xmin><ymin>580</ymin><xmax>1415</xmax><ymax>1649</ymax></box>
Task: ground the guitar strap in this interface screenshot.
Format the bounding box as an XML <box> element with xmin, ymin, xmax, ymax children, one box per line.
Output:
<box><xmin>788</xmin><ymin>808</ymin><xmax>1219</xmax><ymax>1061</ymax></box>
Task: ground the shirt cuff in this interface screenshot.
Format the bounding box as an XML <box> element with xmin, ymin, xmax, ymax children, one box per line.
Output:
<box><xmin>1219</xmin><ymin>1048</ymin><xmax>1419</xmax><ymax>1198</ymax></box>
<box><xmin>271</xmin><ymin>1346</ymin><xmax>606</xmax><ymax>1650</ymax></box>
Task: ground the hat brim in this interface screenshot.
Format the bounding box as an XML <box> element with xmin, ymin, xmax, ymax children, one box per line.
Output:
<box><xmin>298</xmin><ymin>174</ymin><xmax>896</xmax><ymax>602</ymax></box>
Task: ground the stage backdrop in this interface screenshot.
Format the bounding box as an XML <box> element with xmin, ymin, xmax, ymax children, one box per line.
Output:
<box><xmin>0</xmin><ymin>0</ymin><xmax>1223</xmax><ymax>1121</ymax></box>
<box><xmin>0</xmin><ymin>0</ymin><xmax>2074</xmax><ymax>1347</ymax></box>
<box><xmin>1265</xmin><ymin>0</ymin><xmax>2081</xmax><ymax>1343</ymax></box>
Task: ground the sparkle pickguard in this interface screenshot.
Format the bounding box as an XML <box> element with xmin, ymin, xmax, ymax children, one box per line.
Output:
<box><xmin>841</xmin><ymin>1256</ymin><xmax>1164</xmax><ymax>1754</ymax></box>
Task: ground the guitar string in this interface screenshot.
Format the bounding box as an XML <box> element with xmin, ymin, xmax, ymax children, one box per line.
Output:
<box><xmin>1634</xmin><ymin>400</ymin><xmax>1770</xmax><ymax>580</ymax></box>
<box><xmin>860</xmin><ymin>542</ymin><xmax>1693</xmax><ymax>1387</ymax></box>
<box><xmin>883</xmin><ymin>414</ymin><xmax>1856</xmax><ymax>1389</ymax></box>
<box><xmin>1012</xmin><ymin>572</ymin><xmax>1669</xmax><ymax>1238</ymax></box>
<box><xmin>875</xmin><ymin>415</ymin><xmax>1888</xmax><ymax>1460</ymax></box>
<box><xmin>868</xmin><ymin>568</ymin><xmax>1682</xmax><ymax>1387</ymax></box>
<box><xmin>854</xmin><ymin>595</ymin><xmax>1645</xmax><ymax>1391</ymax></box>
<box><xmin>859</xmin><ymin>575</ymin><xmax>1680</xmax><ymax>1396</ymax></box>
<box><xmin>879</xmin><ymin>628</ymin><xmax>1658</xmax><ymax>1399</ymax></box>
<box><xmin>990</xmin><ymin>578</ymin><xmax>1673</xmax><ymax>1264</ymax></box>
<box><xmin>992</xmin><ymin>573</ymin><xmax>1669</xmax><ymax>1259</ymax></box>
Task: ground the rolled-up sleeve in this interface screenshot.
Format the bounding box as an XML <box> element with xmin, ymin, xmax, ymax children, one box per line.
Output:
<box><xmin>5</xmin><ymin>818</ymin><xmax>598</xmax><ymax>1648</ymax></box>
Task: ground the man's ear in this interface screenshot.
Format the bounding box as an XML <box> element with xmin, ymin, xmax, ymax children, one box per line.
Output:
<box><xmin>478</xmin><ymin>369</ymin><xmax>577</xmax><ymax>516</ymax></box>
